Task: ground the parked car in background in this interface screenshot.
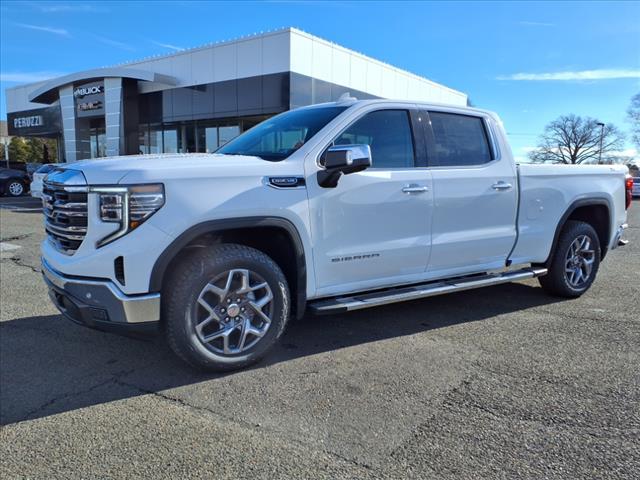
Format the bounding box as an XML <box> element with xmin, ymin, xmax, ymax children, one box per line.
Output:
<box><xmin>31</xmin><ymin>164</ymin><xmax>60</xmax><ymax>198</ymax></box>
<box><xmin>2</xmin><ymin>162</ymin><xmax>45</xmax><ymax>179</ymax></box>
<box><xmin>633</xmin><ymin>177</ymin><xmax>640</xmax><ymax>198</ymax></box>
<box><xmin>0</xmin><ymin>168</ymin><xmax>30</xmax><ymax>197</ymax></box>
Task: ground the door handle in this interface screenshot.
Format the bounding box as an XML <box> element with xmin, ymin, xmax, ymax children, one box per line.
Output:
<box><xmin>492</xmin><ymin>181</ymin><xmax>513</xmax><ymax>191</ymax></box>
<box><xmin>402</xmin><ymin>184</ymin><xmax>428</xmax><ymax>194</ymax></box>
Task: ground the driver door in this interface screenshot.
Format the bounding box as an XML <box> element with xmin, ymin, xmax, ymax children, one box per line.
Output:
<box><xmin>306</xmin><ymin>108</ymin><xmax>434</xmax><ymax>297</ymax></box>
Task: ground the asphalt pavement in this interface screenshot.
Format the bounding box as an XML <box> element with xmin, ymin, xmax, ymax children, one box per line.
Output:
<box><xmin>1</xmin><ymin>196</ymin><xmax>639</xmax><ymax>479</ymax></box>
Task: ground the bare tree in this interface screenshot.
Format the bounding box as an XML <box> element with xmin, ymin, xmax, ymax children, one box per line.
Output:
<box><xmin>626</xmin><ymin>92</ymin><xmax>640</xmax><ymax>149</ymax></box>
<box><xmin>528</xmin><ymin>114</ymin><xmax>625</xmax><ymax>164</ymax></box>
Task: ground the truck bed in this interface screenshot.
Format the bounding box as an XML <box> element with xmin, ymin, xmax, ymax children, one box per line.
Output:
<box><xmin>509</xmin><ymin>163</ymin><xmax>628</xmax><ymax>265</ymax></box>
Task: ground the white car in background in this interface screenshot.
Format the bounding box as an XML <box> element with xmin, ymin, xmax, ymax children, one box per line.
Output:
<box><xmin>31</xmin><ymin>164</ymin><xmax>60</xmax><ymax>198</ymax></box>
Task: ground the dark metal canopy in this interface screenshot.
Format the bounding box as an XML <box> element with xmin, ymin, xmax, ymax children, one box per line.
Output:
<box><xmin>28</xmin><ymin>68</ymin><xmax>177</xmax><ymax>104</ymax></box>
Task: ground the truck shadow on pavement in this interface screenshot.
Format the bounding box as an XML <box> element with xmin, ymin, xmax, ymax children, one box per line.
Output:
<box><xmin>1</xmin><ymin>282</ymin><xmax>564</xmax><ymax>425</ymax></box>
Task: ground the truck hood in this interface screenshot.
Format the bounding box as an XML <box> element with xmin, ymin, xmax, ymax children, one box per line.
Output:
<box><xmin>62</xmin><ymin>153</ymin><xmax>296</xmax><ymax>184</ymax></box>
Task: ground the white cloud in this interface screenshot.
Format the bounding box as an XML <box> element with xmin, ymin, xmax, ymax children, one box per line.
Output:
<box><xmin>518</xmin><ymin>21</ymin><xmax>555</xmax><ymax>27</ymax></box>
<box><xmin>38</xmin><ymin>4</ymin><xmax>108</xmax><ymax>13</ymax></box>
<box><xmin>497</xmin><ymin>69</ymin><xmax>640</xmax><ymax>81</ymax></box>
<box><xmin>94</xmin><ymin>35</ymin><xmax>135</xmax><ymax>52</ymax></box>
<box><xmin>15</xmin><ymin>22</ymin><xmax>70</xmax><ymax>37</ymax></box>
<box><xmin>151</xmin><ymin>41</ymin><xmax>184</xmax><ymax>52</ymax></box>
<box><xmin>610</xmin><ymin>148</ymin><xmax>639</xmax><ymax>158</ymax></box>
<box><xmin>0</xmin><ymin>71</ymin><xmax>65</xmax><ymax>83</ymax></box>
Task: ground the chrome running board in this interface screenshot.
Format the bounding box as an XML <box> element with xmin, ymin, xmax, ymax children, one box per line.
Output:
<box><xmin>309</xmin><ymin>267</ymin><xmax>548</xmax><ymax>315</ymax></box>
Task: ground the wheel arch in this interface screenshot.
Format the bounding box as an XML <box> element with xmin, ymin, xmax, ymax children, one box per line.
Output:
<box><xmin>150</xmin><ymin>217</ymin><xmax>307</xmax><ymax>319</ymax></box>
<box><xmin>541</xmin><ymin>198</ymin><xmax>612</xmax><ymax>267</ymax></box>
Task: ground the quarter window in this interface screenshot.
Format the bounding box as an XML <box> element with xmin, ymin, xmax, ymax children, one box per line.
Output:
<box><xmin>334</xmin><ymin>110</ymin><xmax>415</xmax><ymax>169</ymax></box>
<box><xmin>429</xmin><ymin>112</ymin><xmax>492</xmax><ymax>166</ymax></box>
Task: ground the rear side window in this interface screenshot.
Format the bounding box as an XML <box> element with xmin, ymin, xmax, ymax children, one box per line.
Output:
<box><xmin>334</xmin><ymin>110</ymin><xmax>415</xmax><ymax>169</ymax></box>
<box><xmin>428</xmin><ymin>112</ymin><xmax>493</xmax><ymax>166</ymax></box>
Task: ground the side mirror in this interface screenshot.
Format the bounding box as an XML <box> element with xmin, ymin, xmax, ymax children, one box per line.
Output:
<box><xmin>318</xmin><ymin>144</ymin><xmax>372</xmax><ymax>188</ymax></box>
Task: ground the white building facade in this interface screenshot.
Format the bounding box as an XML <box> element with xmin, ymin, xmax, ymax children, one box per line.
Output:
<box><xmin>5</xmin><ymin>28</ymin><xmax>467</xmax><ymax>162</ymax></box>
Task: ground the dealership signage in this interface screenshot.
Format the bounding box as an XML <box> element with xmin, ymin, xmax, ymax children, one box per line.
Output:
<box><xmin>7</xmin><ymin>106</ymin><xmax>61</xmax><ymax>136</ymax></box>
<box><xmin>74</xmin><ymin>81</ymin><xmax>105</xmax><ymax>118</ymax></box>
<box><xmin>74</xmin><ymin>85</ymin><xmax>103</xmax><ymax>98</ymax></box>
<box><xmin>78</xmin><ymin>100</ymin><xmax>103</xmax><ymax>112</ymax></box>
<box><xmin>13</xmin><ymin>115</ymin><xmax>44</xmax><ymax>129</ymax></box>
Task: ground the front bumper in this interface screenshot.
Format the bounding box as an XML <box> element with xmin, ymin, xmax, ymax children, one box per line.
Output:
<box><xmin>42</xmin><ymin>257</ymin><xmax>161</xmax><ymax>334</ymax></box>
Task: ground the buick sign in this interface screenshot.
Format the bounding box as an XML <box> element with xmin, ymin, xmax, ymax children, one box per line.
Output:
<box><xmin>74</xmin><ymin>85</ymin><xmax>103</xmax><ymax>98</ymax></box>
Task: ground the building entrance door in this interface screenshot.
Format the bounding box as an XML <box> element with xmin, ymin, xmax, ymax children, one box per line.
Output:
<box><xmin>89</xmin><ymin>118</ymin><xmax>106</xmax><ymax>158</ymax></box>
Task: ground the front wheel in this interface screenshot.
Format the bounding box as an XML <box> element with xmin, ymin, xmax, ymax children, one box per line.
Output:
<box><xmin>164</xmin><ymin>244</ymin><xmax>290</xmax><ymax>371</ymax></box>
<box><xmin>538</xmin><ymin>220</ymin><xmax>600</xmax><ymax>298</ymax></box>
<box><xmin>6</xmin><ymin>180</ymin><xmax>26</xmax><ymax>197</ymax></box>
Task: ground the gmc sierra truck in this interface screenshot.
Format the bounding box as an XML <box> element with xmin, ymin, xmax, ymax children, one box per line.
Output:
<box><xmin>41</xmin><ymin>97</ymin><xmax>633</xmax><ymax>371</ymax></box>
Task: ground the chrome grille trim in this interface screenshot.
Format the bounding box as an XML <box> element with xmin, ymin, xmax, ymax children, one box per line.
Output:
<box><xmin>42</xmin><ymin>171</ymin><xmax>88</xmax><ymax>255</ymax></box>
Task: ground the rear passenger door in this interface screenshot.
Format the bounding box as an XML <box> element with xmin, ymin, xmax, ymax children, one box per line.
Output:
<box><xmin>424</xmin><ymin>110</ymin><xmax>518</xmax><ymax>276</ymax></box>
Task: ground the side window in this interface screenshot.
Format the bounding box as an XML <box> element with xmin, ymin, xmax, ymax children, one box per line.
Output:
<box><xmin>428</xmin><ymin>112</ymin><xmax>493</xmax><ymax>166</ymax></box>
<box><xmin>334</xmin><ymin>110</ymin><xmax>415</xmax><ymax>169</ymax></box>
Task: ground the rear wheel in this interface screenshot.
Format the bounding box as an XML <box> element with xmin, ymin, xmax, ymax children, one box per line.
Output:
<box><xmin>538</xmin><ymin>220</ymin><xmax>600</xmax><ymax>297</ymax></box>
<box><xmin>7</xmin><ymin>180</ymin><xmax>25</xmax><ymax>197</ymax></box>
<box><xmin>164</xmin><ymin>244</ymin><xmax>290</xmax><ymax>371</ymax></box>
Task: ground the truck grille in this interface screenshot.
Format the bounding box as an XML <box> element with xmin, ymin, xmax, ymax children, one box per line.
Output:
<box><xmin>42</xmin><ymin>181</ymin><xmax>88</xmax><ymax>254</ymax></box>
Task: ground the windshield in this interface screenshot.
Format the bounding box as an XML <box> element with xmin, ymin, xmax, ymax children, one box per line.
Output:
<box><xmin>217</xmin><ymin>106</ymin><xmax>347</xmax><ymax>161</ymax></box>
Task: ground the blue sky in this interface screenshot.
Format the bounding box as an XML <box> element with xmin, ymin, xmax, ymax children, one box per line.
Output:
<box><xmin>1</xmin><ymin>0</ymin><xmax>639</xmax><ymax>161</ymax></box>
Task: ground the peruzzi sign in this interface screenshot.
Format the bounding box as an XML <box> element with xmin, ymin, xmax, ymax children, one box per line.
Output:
<box><xmin>13</xmin><ymin>115</ymin><xmax>44</xmax><ymax>128</ymax></box>
<box><xmin>7</xmin><ymin>106</ymin><xmax>61</xmax><ymax>136</ymax></box>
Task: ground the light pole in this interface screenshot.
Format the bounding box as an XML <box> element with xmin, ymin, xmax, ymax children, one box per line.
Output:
<box><xmin>597</xmin><ymin>122</ymin><xmax>605</xmax><ymax>164</ymax></box>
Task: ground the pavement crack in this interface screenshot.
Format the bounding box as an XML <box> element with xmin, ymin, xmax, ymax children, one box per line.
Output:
<box><xmin>18</xmin><ymin>369</ymin><xmax>136</xmax><ymax>423</ymax></box>
<box><xmin>1</xmin><ymin>257</ymin><xmax>40</xmax><ymax>273</ymax></box>
<box><xmin>113</xmin><ymin>378</ymin><xmax>376</xmax><ymax>472</ymax></box>
<box><xmin>0</xmin><ymin>234</ymin><xmax>30</xmax><ymax>242</ymax></box>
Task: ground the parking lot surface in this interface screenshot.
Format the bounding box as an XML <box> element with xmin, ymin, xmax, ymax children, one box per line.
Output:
<box><xmin>1</xmin><ymin>196</ymin><xmax>639</xmax><ymax>479</ymax></box>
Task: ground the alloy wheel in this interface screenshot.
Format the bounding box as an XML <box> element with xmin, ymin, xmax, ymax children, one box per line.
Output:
<box><xmin>564</xmin><ymin>234</ymin><xmax>596</xmax><ymax>289</ymax></box>
<box><xmin>8</xmin><ymin>182</ymin><xmax>24</xmax><ymax>196</ymax></box>
<box><xmin>193</xmin><ymin>269</ymin><xmax>274</xmax><ymax>355</ymax></box>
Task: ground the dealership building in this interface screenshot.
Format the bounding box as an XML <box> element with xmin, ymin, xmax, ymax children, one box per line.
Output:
<box><xmin>5</xmin><ymin>27</ymin><xmax>467</xmax><ymax>163</ymax></box>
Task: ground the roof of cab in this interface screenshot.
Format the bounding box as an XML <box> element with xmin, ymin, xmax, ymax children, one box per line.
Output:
<box><xmin>302</xmin><ymin>96</ymin><xmax>499</xmax><ymax>121</ymax></box>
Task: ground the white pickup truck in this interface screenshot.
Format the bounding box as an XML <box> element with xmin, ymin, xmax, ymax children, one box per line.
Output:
<box><xmin>41</xmin><ymin>98</ymin><xmax>633</xmax><ymax>371</ymax></box>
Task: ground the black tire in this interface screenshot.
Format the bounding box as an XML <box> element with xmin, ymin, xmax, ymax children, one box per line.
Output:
<box><xmin>538</xmin><ymin>220</ymin><xmax>600</xmax><ymax>298</ymax></box>
<box><xmin>6</xmin><ymin>179</ymin><xmax>26</xmax><ymax>197</ymax></box>
<box><xmin>164</xmin><ymin>244</ymin><xmax>290</xmax><ymax>371</ymax></box>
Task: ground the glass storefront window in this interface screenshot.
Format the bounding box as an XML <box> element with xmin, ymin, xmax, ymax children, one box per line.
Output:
<box><xmin>218</xmin><ymin>126</ymin><xmax>240</xmax><ymax>147</ymax></box>
<box><xmin>89</xmin><ymin>127</ymin><xmax>106</xmax><ymax>159</ymax></box>
<box><xmin>179</xmin><ymin>124</ymin><xmax>196</xmax><ymax>153</ymax></box>
<box><xmin>138</xmin><ymin>129</ymin><xmax>149</xmax><ymax>155</ymax></box>
<box><xmin>139</xmin><ymin>122</ymin><xmax>243</xmax><ymax>155</ymax></box>
<box><xmin>163</xmin><ymin>128</ymin><xmax>178</xmax><ymax>153</ymax></box>
<box><xmin>149</xmin><ymin>127</ymin><xmax>162</xmax><ymax>154</ymax></box>
<box><xmin>205</xmin><ymin>127</ymin><xmax>218</xmax><ymax>152</ymax></box>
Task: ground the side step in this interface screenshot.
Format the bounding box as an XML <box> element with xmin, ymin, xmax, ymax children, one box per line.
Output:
<box><xmin>308</xmin><ymin>267</ymin><xmax>548</xmax><ymax>315</ymax></box>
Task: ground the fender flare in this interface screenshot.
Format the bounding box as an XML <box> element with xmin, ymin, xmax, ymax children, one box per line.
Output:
<box><xmin>541</xmin><ymin>197</ymin><xmax>612</xmax><ymax>266</ymax></box>
<box><xmin>149</xmin><ymin>216</ymin><xmax>307</xmax><ymax>318</ymax></box>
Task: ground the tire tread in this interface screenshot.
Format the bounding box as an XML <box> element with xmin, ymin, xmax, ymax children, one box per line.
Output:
<box><xmin>538</xmin><ymin>220</ymin><xmax>600</xmax><ymax>298</ymax></box>
<box><xmin>163</xmin><ymin>244</ymin><xmax>289</xmax><ymax>371</ymax></box>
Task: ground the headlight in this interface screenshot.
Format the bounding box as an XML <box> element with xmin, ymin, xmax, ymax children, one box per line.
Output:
<box><xmin>94</xmin><ymin>184</ymin><xmax>164</xmax><ymax>247</ymax></box>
